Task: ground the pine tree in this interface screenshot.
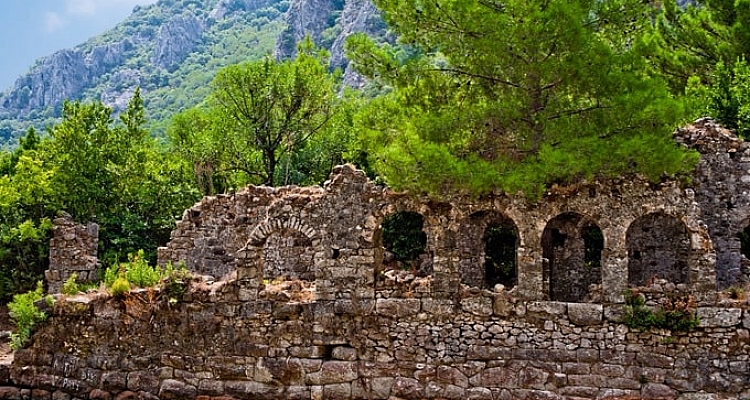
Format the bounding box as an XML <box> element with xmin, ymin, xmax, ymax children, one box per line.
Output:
<box><xmin>347</xmin><ymin>0</ymin><xmax>697</xmax><ymax>198</ymax></box>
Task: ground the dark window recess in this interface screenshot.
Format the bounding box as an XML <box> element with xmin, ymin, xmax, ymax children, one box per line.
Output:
<box><xmin>551</xmin><ymin>228</ymin><xmax>566</xmax><ymax>247</ymax></box>
<box><xmin>739</xmin><ymin>226</ymin><xmax>750</xmax><ymax>259</ymax></box>
<box><xmin>484</xmin><ymin>225</ymin><xmax>518</xmax><ymax>288</ymax></box>
<box><xmin>381</xmin><ymin>211</ymin><xmax>427</xmax><ymax>263</ymax></box>
<box><xmin>582</xmin><ymin>225</ymin><xmax>604</xmax><ymax>269</ymax></box>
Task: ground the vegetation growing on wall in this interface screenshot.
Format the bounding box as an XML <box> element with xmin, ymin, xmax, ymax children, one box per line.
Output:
<box><xmin>7</xmin><ymin>282</ymin><xmax>46</xmax><ymax>350</ymax></box>
<box><xmin>622</xmin><ymin>289</ymin><xmax>700</xmax><ymax>332</ymax></box>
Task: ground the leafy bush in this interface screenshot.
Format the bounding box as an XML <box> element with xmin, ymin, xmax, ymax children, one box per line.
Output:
<box><xmin>109</xmin><ymin>277</ymin><xmax>131</xmax><ymax>299</ymax></box>
<box><xmin>162</xmin><ymin>262</ymin><xmax>192</xmax><ymax>299</ymax></box>
<box><xmin>104</xmin><ymin>250</ymin><xmax>162</xmax><ymax>289</ymax></box>
<box><xmin>61</xmin><ymin>273</ymin><xmax>80</xmax><ymax>295</ymax></box>
<box><xmin>8</xmin><ymin>281</ymin><xmax>46</xmax><ymax>350</ymax></box>
<box><xmin>102</xmin><ymin>252</ymin><xmax>192</xmax><ymax>300</ymax></box>
<box><xmin>622</xmin><ymin>289</ymin><xmax>700</xmax><ymax>332</ymax></box>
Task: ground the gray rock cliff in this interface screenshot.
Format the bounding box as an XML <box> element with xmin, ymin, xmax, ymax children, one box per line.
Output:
<box><xmin>275</xmin><ymin>0</ymin><xmax>387</xmax><ymax>87</ymax></box>
<box><xmin>152</xmin><ymin>13</ymin><xmax>206</xmax><ymax>70</ymax></box>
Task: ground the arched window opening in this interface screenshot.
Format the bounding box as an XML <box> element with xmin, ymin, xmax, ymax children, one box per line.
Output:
<box><xmin>484</xmin><ymin>224</ymin><xmax>518</xmax><ymax>289</ymax></box>
<box><xmin>381</xmin><ymin>211</ymin><xmax>428</xmax><ymax>271</ymax></box>
<box><xmin>627</xmin><ymin>213</ymin><xmax>690</xmax><ymax>286</ymax></box>
<box><xmin>542</xmin><ymin>213</ymin><xmax>603</xmax><ymax>302</ymax></box>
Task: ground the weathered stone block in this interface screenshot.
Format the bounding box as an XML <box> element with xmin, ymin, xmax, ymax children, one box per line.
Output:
<box><xmin>567</xmin><ymin>303</ymin><xmax>603</xmax><ymax>325</ymax></box>
<box><xmin>421</xmin><ymin>299</ymin><xmax>454</xmax><ymax>316</ymax></box>
<box><xmin>323</xmin><ymin>383</ymin><xmax>351</xmax><ymax>400</ymax></box>
<box><xmin>351</xmin><ymin>377</ymin><xmax>393</xmax><ymax>399</ymax></box>
<box><xmin>375</xmin><ymin>298</ymin><xmax>421</xmax><ymax>317</ymax></box>
<box><xmin>125</xmin><ymin>372</ymin><xmax>159</xmax><ymax>393</ymax></box>
<box><xmin>436</xmin><ymin>366</ymin><xmax>469</xmax><ymax>388</ymax></box>
<box><xmin>642</xmin><ymin>383</ymin><xmax>677</xmax><ymax>399</ymax></box>
<box><xmin>331</xmin><ymin>346</ymin><xmax>357</xmax><ymax>361</ymax></box>
<box><xmin>698</xmin><ymin>308</ymin><xmax>742</xmax><ymax>327</ymax></box>
<box><xmin>158</xmin><ymin>379</ymin><xmax>197</xmax><ymax>399</ymax></box>
<box><xmin>392</xmin><ymin>377</ymin><xmax>423</xmax><ymax>399</ymax></box>
<box><xmin>480</xmin><ymin>367</ymin><xmax>519</xmax><ymax>388</ymax></box>
<box><xmin>223</xmin><ymin>381</ymin><xmax>283</xmax><ymax>400</ymax></box>
<box><xmin>461</xmin><ymin>296</ymin><xmax>494</xmax><ymax>317</ymax></box>
<box><xmin>319</xmin><ymin>361</ymin><xmax>357</xmax><ymax>384</ymax></box>
<box><xmin>466</xmin><ymin>387</ymin><xmax>493</xmax><ymax>400</ymax></box>
<box><xmin>527</xmin><ymin>301</ymin><xmax>567</xmax><ymax>316</ymax></box>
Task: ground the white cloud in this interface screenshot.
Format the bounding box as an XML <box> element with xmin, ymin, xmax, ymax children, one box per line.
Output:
<box><xmin>44</xmin><ymin>12</ymin><xmax>65</xmax><ymax>33</ymax></box>
<box><xmin>66</xmin><ymin>0</ymin><xmax>159</xmax><ymax>17</ymax></box>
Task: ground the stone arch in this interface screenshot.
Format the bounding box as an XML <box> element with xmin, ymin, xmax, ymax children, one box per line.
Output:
<box><xmin>458</xmin><ymin>211</ymin><xmax>519</xmax><ymax>289</ymax></box>
<box><xmin>542</xmin><ymin>212</ymin><xmax>603</xmax><ymax>302</ymax></box>
<box><xmin>248</xmin><ymin>217</ymin><xmax>317</xmax><ymax>246</ymax></box>
<box><xmin>245</xmin><ymin>218</ymin><xmax>318</xmax><ymax>281</ymax></box>
<box><xmin>626</xmin><ymin>212</ymin><xmax>690</xmax><ymax>286</ymax></box>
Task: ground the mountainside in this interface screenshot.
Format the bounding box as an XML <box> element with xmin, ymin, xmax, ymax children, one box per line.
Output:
<box><xmin>0</xmin><ymin>0</ymin><xmax>385</xmax><ymax>148</ymax></box>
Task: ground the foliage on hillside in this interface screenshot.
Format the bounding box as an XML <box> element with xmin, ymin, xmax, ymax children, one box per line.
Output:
<box><xmin>0</xmin><ymin>0</ymin><xmax>288</xmax><ymax>148</ymax></box>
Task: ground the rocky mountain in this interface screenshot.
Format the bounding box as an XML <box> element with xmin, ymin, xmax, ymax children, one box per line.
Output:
<box><xmin>0</xmin><ymin>0</ymin><xmax>386</xmax><ymax>148</ymax></box>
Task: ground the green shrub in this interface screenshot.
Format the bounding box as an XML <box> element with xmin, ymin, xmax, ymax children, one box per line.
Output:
<box><xmin>109</xmin><ymin>277</ymin><xmax>131</xmax><ymax>299</ymax></box>
<box><xmin>104</xmin><ymin>250</ymin><xmax>163</xmax><ymax>289</ymax></box>
<box><xmin>162</xmin><ymin>262</ymin><xmax>192</xmax><ymax>300</ymax></box>
<box><xmin>8</xmin><ymin>281</ymin><xmax>46</xmax><ymax>350</ymax></box>
<box><xmin>61</xmin><ymin>273</ymin><xmax>80</xmax><ymax>295</ymax></box>
<box><xmin>124</xmin><ymin>250</ymin><xmax>162</xmax><ymax>287</ymax></box>
<box><xmin>622</xmin><ymin>289</ymin><xmax>700</xmax><ymax>332</ymax></box>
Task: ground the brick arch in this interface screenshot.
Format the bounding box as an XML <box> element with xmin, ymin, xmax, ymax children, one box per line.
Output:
<box><xmin>247</xmin><ymin>217</ymin><xmax>317</xmax><ymax>246</ymax></box>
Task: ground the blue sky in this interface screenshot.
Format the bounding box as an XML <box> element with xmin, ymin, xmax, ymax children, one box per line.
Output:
<box><xmin>0</xmin><ymin>0</ymin><xmax>159</xmax><ymax>91</ymax></box>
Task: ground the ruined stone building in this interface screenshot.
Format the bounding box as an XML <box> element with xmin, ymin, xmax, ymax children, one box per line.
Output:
<box><xmin>156</xmin><ymin>118</ymin><xmax>749</xmax><ymax>303</ymax></box>
<box><xmin>3</xmin><ymin>119</ymin><xmax>750</xmax><ymax>399</ymax></box>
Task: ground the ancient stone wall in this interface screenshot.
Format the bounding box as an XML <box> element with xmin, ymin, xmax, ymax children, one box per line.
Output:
<box><xmin>158</xmin><ymin>162</ymin><xmax>717</xmax><ymax>304</ymax></box>
<box><xmin>45</xmin><ymin>215</ymin><xmax>99</xmax><ymax>293</ymax></box>
<box><xmin>677</xmin><ymin>118</ymin><xmax>750</xmax><ymax>287</ymax></box>
<box><xmin>3</xmin><ymin>279</ymin><xmax>749</xmax><ymax>400</ymax></box>
<box><xmin>4</xmin><ymin>120</ymin><xmax>750</xmax><ymax>399</ymax></box>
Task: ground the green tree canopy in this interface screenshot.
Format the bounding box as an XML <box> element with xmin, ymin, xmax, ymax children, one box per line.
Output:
<box><xmin>0</xmin><ymin>90</ymin><xmax>199</xmax><ymax>300</ymax></box>
<box><xmin>168</xmin><ymin>38</ymin><xmax>357</xmax><ymax>193</ymax></box>
<box><xmin>641</xmin><ymin>0</ymin><xmax>750</xmax><ymax>92</ymax></box>
<box><xmin>346</xmin><ymin>0</ymin><xmax>697</xmax><ymax>198</ymax></box>
<box><xmin>211</xmin><ymin>37</ymin><xmax>339</xmax><ymax>186</ymax></box>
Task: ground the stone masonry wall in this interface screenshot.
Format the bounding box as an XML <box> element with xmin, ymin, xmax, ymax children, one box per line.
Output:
<box><xmin>3</xmin><ymin>280</ymin><xmax>749</xmax><ymax>400</ymax></box>
<box><xmin>678</xmin><ymin>118</ymin><xmax>750</xmax><ymax>287</ymax></box>
<box><xmin>45</xmin><ymin>214</ymin><xmax>99</xmax><ymax>294</ymax></box>
<box><xmin>3</xmin><ymin>120</ymin><xmax>750</xmax><ymax>399</ymax></box>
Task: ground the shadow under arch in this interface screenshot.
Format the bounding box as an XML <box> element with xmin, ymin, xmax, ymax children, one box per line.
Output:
<box><xmin>542</xmin><ymin>212</ymin><xmax>603</xmax><ymax>302</ymax></box>
<box><xmin>458</xmin><ymin>210</ymin><xmax>520</xmax><ymax>290</ymax></box>
<box><xmin>627</xmin><ymin>212</ymin><xmax>690</xmax><ymax>286</ymax></box>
